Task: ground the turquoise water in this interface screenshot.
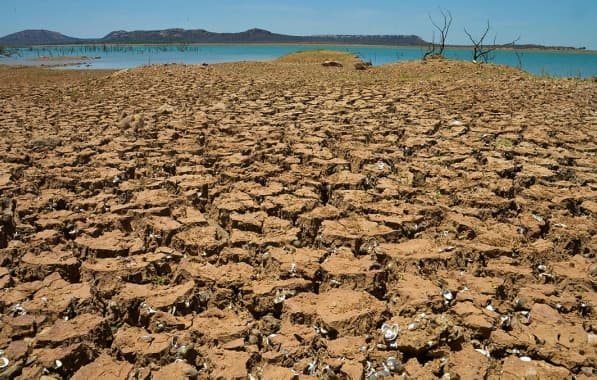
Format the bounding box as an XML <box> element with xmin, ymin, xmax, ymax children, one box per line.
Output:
<box><xmin>2</xmin><ymin>44</ymin><xmax>596</xmax><ymax>78</ymax></box>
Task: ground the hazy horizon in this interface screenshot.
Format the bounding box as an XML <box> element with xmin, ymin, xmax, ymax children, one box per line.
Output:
<box><xmin>0</xmin><ymin>0</ymin><xmax>595</xmax><ymax>49</ymax></box>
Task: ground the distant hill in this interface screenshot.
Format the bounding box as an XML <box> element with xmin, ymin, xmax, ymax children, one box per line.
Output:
<box><xmin>0</xmin><ymin>29</ymin><xmax>84</xmax><ymax>45</ymax></box>
<box><xmin>98</xmin><ymin>28</ymin><xmax>427</xmax><ymax>45</ymax></box>
<box><xmin>99</xmin><ymin>28</ymin><xmax>296</xmax><ymax>44</ymax></box>
<box><xmin>0</xmin><ymin>28</ymin><xmax>427</xmax><ymax>46</ymax></box>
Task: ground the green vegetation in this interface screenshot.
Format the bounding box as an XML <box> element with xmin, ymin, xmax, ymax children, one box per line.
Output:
<box><xmin>110</xmin><ymin>321</ymin><xmax>123</xmax><ymax>333</ymax></box>
<box><xmin>493</xmin><ymin>138</ymin><xmax>514</xmax><ymax>149</ymax></box>
<box><xmin>152</xmin><ymin>276</ymin><xmax>166</xmax><ymax>287</ymax></box>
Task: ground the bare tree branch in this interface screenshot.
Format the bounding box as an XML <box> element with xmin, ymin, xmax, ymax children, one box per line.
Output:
<box><xmin>423</xmin><ymin>8</ymin><xmax>452</xmax><ymax>59</ymax></box>
<box><xmin>465</xmin><ymin>21</ymin><xmax>520</xmax><ymax>63</ymax></box>
<box><xmin>423</xmin><ymin>31</ymin><xmax>436</xmax><ymax>60</ymax></box>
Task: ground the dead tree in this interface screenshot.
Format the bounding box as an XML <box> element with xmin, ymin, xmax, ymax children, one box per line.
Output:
<box><xmin>423</xmin><ymin>9</ymin><xmax>453</xmax><ymax>59</ymax></box>
<box><xmin>423</xmin><ymin>32</ymin><xmax>436</xmax><ymax>60</ymax></box>
<box><xmin>464</xmin><ymin>21</ymin><xmax>520</xmax><ymax>63</ymax></box>
<box><xmin>514</xmin><ymin>49</ymin><xmax>524</xmax><ymax>70</ymax></box>
<box><xmin>0</xmin><ymin>46</ymin><xmax>16</xmax><ymax>57</ymax></box>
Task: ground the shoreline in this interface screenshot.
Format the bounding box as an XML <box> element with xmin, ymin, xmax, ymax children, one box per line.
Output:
<box><xmin>30</xmin><ymin>55</ymin><xmax>101</xmax><ymax>62</ymax></box>
<box><xmin>2</xmin><ymin>46</ymin><xmax>596</xmax><ymax>78</ymax></box>
<box><xmin>7</xmin><ymin>42</ymin><xmax>597</xmax><ymax>54</ymax></box>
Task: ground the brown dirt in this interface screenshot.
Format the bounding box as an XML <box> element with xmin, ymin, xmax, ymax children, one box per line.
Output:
<box><xmin>0</xmin><ymin>51</ymin><xmax>596</xmax><ymax>379</ymax></box>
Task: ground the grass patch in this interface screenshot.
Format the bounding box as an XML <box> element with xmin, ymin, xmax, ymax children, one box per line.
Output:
<box><xmin>493</xmin><ymin>138</ymin><xmax>514</xmax><ymax>149</ymax></box>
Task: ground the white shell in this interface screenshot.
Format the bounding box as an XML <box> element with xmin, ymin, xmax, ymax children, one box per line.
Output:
<box><xmin>442</xmin><ymin>289</ymin><xmax>453</xmax><ymax>301</ymax></box>
<box><xmin>381</xmin><ymin>323</ymin><xmax>400</xmax><ymax>342</ymax></box>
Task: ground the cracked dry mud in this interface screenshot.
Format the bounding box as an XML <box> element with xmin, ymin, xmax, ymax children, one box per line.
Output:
<box><xmin>0</xmin><ymin>52</ymin><xmax>596</xmax><ymax>379</ymax></box>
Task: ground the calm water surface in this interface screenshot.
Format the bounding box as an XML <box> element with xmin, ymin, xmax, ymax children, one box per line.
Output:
<box><xmin>2</xmin><ymin>44</ymin><xmax>596</xmax><ymax>78</ymax></box>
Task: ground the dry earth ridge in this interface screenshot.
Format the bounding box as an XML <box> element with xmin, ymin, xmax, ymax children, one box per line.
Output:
<box><xmin>0</xmin><ymin>52</ymin><xmax>596</xmax><ymax>379</ymax></box>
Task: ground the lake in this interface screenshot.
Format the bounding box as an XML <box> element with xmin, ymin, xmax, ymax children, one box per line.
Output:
<box><xmin>2</xmin><ymin>44</ymin><xmax>597</xmax><ymax>78</ymax></box>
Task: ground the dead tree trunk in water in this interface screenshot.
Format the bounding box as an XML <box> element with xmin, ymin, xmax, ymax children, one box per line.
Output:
<box><xmin>423</xmin><ymin>9</ymin><xmax>452</xmax><ymax>60</ymax></box>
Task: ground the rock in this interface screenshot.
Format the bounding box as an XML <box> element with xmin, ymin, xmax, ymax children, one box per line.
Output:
<box><xmin>388</xmin><ymin>273</ymin><xmax>441</xmax><ymax>314</ymax></box>
<box><xmin>319</xmin><ymin>216</ymin><xmax>397</xmax><ymax>250</ymax></box>
<box><xmin>175</xmin><ymin>259</ymin><xmax>254</xmax><ymax>288</ymax></box>
<box><xmin>28</xmin><ymin>136</ymin><xmax>62</xmax><ymax>151</ymax></box>
<box><xmin>35</xmin><ymin>314</ymin><xmax>111</xmax><ymax>348</ymax></box>
<box><xmin>451</xmin><ymin>301</ymin><xmax>496</xmax><ymax>337</ymax></box>
<box><xmin>322</xmin><ymin>61</ymin><xmax>343</xmax><ymax>67</ymax></box>
<box><xmin>144</xmin><ymin>216</ymin><xmax>183</xmax><ymax>245</ymax></box>
<box><xmin>261</xmin><ymin>364</ymin><xmax>297</xmax><ymax>379</ymax></box>
<box><xmin>71</xmin><ymin>354</ymin><xmax>133</xmax><ymax>380</ymax></box>
<box><xmin>326</xmin><ymin>171</ymin><xmax>366</xmax><ymax>190</ymax></box>
<box><xmin>118</xmin><ymin>113</ymin><xmax>144</xmax><ymax>131</ymax></box>
<box><xmin>206</xmin><ymin>349</ymin><xmax>250</xmax><ymax>379</ymax></box>
<box><xmin>75</xmin><ymin>230</ymin><xmax>133</xmax><ymax>258</ymax></box>
<box><xmin>111</xmin><ymin>281</ymin><xmax>196</xmax><ymax>320</ymax></box>
<box><xmin>444</xmin><ymin>345</ymin><xmax>490</xmax><ymax>378</ymax></box>
<box><xmin>354</xmin><ymin>62</ymin><xmax>370</xmax><ymax>70</ymax></box>
<box><xmin>326</xmin><ymin>335</ymin><xmax>367</xmax><ymax>361</ymax></box>
<box><xmin>297</xmin><ymin>205</ymin><xmax>343</xmax><ymax>242</ymax></box>
<box><xmin>33</xmin><ymin>343</ymin><xmax>96</xmax><ymax>378</ymax></box>
<box><xmin>500</xmin><ymin>355</ymin><xmax>570</xmax><ymax>379</ymax></box>
<box><xmin>243</xmin><ymin>278</ymin><xmax>313</xmax><ymax>317</ymax></box>
<box><xmin>283</xmin><ymin>288</ymin><xmax>387</xmax><ymax>336</ymax></box>
<box><xmin>319</xmin><ymin>247</ymin><xmax>386</xmax><ymax>294</ymax></box>
<box><xmin>157</xmin><ymin>104</ymin><xmax>174</xmax><ymax>115</ymax></box>
<box><xmin>151</xmin><ymin>361</ymin><xmax>198</xmax><ymax>380</ymax></box>
<box><xmin>112</xmin><ymin>326</ymin><xmax>171</xmax><ymax>363</ymax></box>
<box><xmin>403</xmin><ymin>357</ymin><xmax>436</xmax><ymax>378</ymax></box>
<box><xmin>171</xmin><ymin>226</ymin><xmax>225</xmax><ymax>256</ymax></box>
<box><xmin>80</xmin><ymin>251</ymin><xmax>169</xmax><ymax>284</ymax></box>
<box><xmin>3</xmin><ymin>314</ymin><xmax>45</xmax><ymax>341</ymax></box>
<box><xmin>191</xmin><ymin>309</ymin><xmax>252</xmax><ymax>346</ymax></box>
<box><xmin>19</xmin><ymin>248</ymin><xmax>79</xmax><ymax>282</ymax></box>
<box><xmin>131</xmin><ymin>189</ymin><xmax>179</xmax><ymax>208</ymax></box>
<box><xmin>524</xmin><ymin>303</ymin><xmax>592</xmax><ymax>369</ymax></box>
<box><xmin>22</xmin><ymin>276</ymin><xmax>92</xmax><ymax>319</ymax></box>
<box><xmin>4</xmin><ymin>340</ymin><xmax>30</xmax><ymax>362</ymax></box>
<box><xmin>266</xmin><ymin>246</ymin><xmax>324</xmax><ymax>280</ymax></box>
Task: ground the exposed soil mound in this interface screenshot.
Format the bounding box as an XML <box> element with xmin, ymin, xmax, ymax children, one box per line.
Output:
<box><xmin>275</xmin><ymin>50</ymin><xmax>364</xmax><ymax>66</ymax></box>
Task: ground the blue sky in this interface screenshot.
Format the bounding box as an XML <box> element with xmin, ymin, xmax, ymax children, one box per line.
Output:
<box><xmin>0</xmin><ymin>0</ymin><xmax>595</xmax><ymax>49</ymax></box>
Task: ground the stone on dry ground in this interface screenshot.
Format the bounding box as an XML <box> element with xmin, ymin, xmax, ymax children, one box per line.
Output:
<box><xmin>0</xmin><ymin>56</ymin><xmax>595</xmax><ymax>378</ymax></box>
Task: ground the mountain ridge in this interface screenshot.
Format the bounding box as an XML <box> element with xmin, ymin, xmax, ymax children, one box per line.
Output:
<box><xmin>0</xmin><ymin>28</ymin><xmax>585</xmax><ymax>50</ymax></box>
<box><xmin>0</xmin><ymin>28</ymin><xmax>427</xmax><ymax>46</ymax></box>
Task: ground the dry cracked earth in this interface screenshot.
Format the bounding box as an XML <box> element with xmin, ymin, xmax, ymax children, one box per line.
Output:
<box><xmin>0</xmin><ymin>53</ymin><xmax>596</xmax><ymax>379</ymax></box>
